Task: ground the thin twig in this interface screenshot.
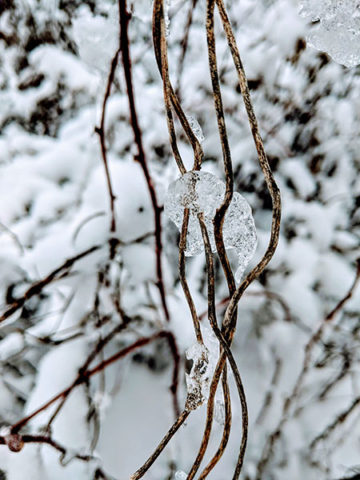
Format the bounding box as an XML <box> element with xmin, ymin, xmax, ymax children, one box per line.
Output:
<box><xmin>186</xmin><ymin>217</ymin><xmax>248</xmax><ymax>479</ymax></box>
<box><xmin>179</xmin><ymin>208</ymin><xmax>203</xmax><ymax>343</ymax></box>
<box><xmin>256</xmin><ymin>259</ymin><xmax>360</xmax><ymax>479</ymax></box>
<box><xmin>175</xmin><ymin>0</ymin><xmax>198</xmax><ymax>100</ymax></box>
<box><xmin>152</xmin><ymin>0</ymin><xmax>203</xmax><ymax>170</ymax></box>
<box><xmin>10</xmin><ymin>331</ymin><xmax>176</xmax><ymax>434</ymax></box>
<box><xmin>310</xmin><ymin>396</ymin><xmax>360</xmax><ymax>450</ymax></box>
<box><xmin>0</xmin><ymin>245</ymin><xmax>101</xmax><ymax>323</ymax></box>
<box><xmin>0</xmin><ymin>433</ymin><xmax>93</xmax><ymax>463</ymax></box>
<box><xmin>199</xmin><ymin>289</ymin><xmax>292</xmax><ymax>323</ymax></box>
<box><xmin>129</xmin><ymin>410</ymin><xmax>191</xmax><ymax>480</ymax></box>
<box><xmin>118</xmin><ymin>0</ymin><xmax>171</xmax><ymax>324</ymax></box>
<box><xmin>94</xmin><ymin>49</ymin><xmax>120</xmax><ymax>236</ymax></box>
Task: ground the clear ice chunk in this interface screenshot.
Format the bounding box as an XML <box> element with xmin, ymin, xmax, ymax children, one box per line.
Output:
<box><xmin>165</xmin><ymin>0</ymin><xmax>171</xmax><ymax>36</ymax></box>
<box><xmin>214</xmin><ymin>395</ymin><xmax>226</xmax><ymax>426</ymax></box>
<box><xmin>175</xmin><ymin>472</ymin><xmax>188</xmax><ymax>480</ymax></box>
<box><xmin>164</xmin><ymin>171</ymin><xmax>257</xmax><ymax>283</ymax></box>
<box><xmin>185</xmin><ymin>329</ymin><xmax>222</xmax><ymax>411</ymax></box>
<box><xmin>299</xmin><ymin>0</ymin><xmax>360</xmax><ymax>67</ymax></box>
<box><xmin>185</xmin><ymin>341</ymin><xmax>211</xmax><ymax>410</ymax></box>
<box><xmin>186</xmin><ymin>115</ymin><xmax>205</xmax><ymax>142</ymax></box>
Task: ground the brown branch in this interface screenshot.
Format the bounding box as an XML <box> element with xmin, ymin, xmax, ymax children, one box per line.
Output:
<box><xmin>0</xmin><ymin>433</ymin><xmax>93</xmax><ymax>463</ymax></box>
<box><xmin>152</xmin><ymin>0</ymin><xmax>204</xmax><ymax>170</ymax></box>
<box><xmin>217</xmin><ymin>0</ymin><xmax>282</xmax><ymax>338</ymax></box>
<box><xmin>10</xmin><ymin>331</ymin><xmax>176</xmax><ymax>434</ymax></box>
<box><xmin>199</xmin><ymin>289</ymin><xmax>292</xmax><ymax>323</ymax></box>
<box><xmin>179</xmin><ymin>208</ymin><xmax>203</xmax><ymax>343</ymax></box>
<box><xmin>187</xmin><ymin>216</ymin><xmax>248</xmax><ymax>480</ymax></box>
<box><xmin>175</xmin><ymin>0</ymin><xmax>198</xmax><ymax>100</ymax></box>
<box><xmin>118</xmin><ymin>0</ymin><xmax>171</xmax><ymax>325</ymax></box>
<box><xmin>130</xmin><ymin>410</ymin><xmax>190</xmax><ymax>480</ymax></box>
<box><xmin>310</xmin><ymin>396</ymin><xmax>360</xmax><ymax>450</ymax></box>
<box><xmin>206</xmin><ymin>0</ymin><xmax>236</xmax><ymax>297</ymax></box>
<box><xmin>94</xmin><ymin>49</ymin><xmax>120</xmax><ymax>236</ymax></box>
<box><xmin>0</xmin><ymin>245</ymin><xmax>101</xmax><ymax>323</ymax></box>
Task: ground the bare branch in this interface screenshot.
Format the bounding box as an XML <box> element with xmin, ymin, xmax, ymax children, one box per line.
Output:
<box><xmin>0</xmin><ymin>245</ymin><xmax>101</xmax><ymax>323</ymax></box>
<box><xmin>94</xmin><ymin>49</ymin><xmax>120</xmax><ymax>236</ymax></box>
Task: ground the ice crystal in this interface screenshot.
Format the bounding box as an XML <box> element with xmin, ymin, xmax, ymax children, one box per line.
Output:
<box><xmin>185</xmin><ymin>341</ymin><xmax>211</xmax><ymax>410</ymax></box>
<box><xmin>186</xmin><ymin>115</ymin><xmax>205</xmax><ymax>142</ymax></box>
<box><xmin>165</xmin><ymin>0</ymin><xmax>171</xmax><ymax>36</ymax></box>
<box><xmin>185</xmin><ymin>329</ymin><xmax>223</xmax><ymax>411</ymax></box>
<box><xmin>165</xmin><ymin>171</ymin><xmax>257</xmax><ymax>282</ymax></box>
<box><xmin>175</xmin><ymin>472</ymin><xmax>188</xmax><ymax>480</ymax></box>
<box><xmin>215</xmin><ymin>396</ymin><xmax>226</xmax><ymax>426</ymax></box>
<box><xmin>299</xmin><ymin>0</ymin><xmax>360</xmax><ymax>67</ymax></box>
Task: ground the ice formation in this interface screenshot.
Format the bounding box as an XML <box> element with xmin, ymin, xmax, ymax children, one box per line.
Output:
<box><xmin>186</xmin><ymin>115</ymin><xmax>205</xmax><ymax>142</ymax></box>
<box><xmin>215</xmin><ymin>395</ymin><xmax>226</xmax><ymax>426</ymax></box>
<box><xmin>165</xmin><ymin>0</ymin><xmax>171</xmax><ymax>36</ymax></box>
<box><xmin>299</xmin><ymin>0</ymin><xmax>360</xmax><ymax>67</ymax></box>
<box><xmin>185</xmin><ymin>328</ymin><xmax>227</xmax><ymax>420</ymax></box>
<box><xmin>185</xmin><ymin>341</ymin><xmax>211</xmax><ymax>410</ymax></box>
<box><xmin>175</xmin><ymin>472</ymin><xmax>188</xmax><ymax>480</ymax></box>
<box><xmin>164</xmin><ymin>171</ymin><xmax>257</xmax><ymax>282</ymax></box>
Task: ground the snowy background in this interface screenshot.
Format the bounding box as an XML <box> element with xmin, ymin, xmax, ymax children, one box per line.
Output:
<box><xmin>0</xmin><ymin>0</ymin><xmax>360</xmax><ymax>479</ymax></box>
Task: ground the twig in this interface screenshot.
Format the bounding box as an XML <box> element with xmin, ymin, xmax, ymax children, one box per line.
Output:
<box><xmin>0</xmin><ymin>433</ymin><xmax>93</xmax><ymax>463</ymax></box>
<box><xmin>310</xmin><ymin>396</ymin><xmax>360</xmax><ymax>450</ymax></box>
<box><xmin>152</xmin><ymin>0</ymin><xmax>204</xmax><ymax>170</ymax></box>
<box><xmin>129</xmin><ymin>410</ymin><xmax>190</xmax><ymax>480</ymax></box>
<box><xmin>255</xmin><ymin>259</ymin><xmax>360</xmax><ymax>479</ymax></box>
<box><xmin>195</xmin><ymin>216</ymin><xmax>248</xmax><ymax>480</ymax></box>
<box><xmin>0</xmin><ymin>245</ymin><xmax>101</xmax><ymax>323</ymax></box>
<box><xmin>217</xmin><ymin>0</ymin><xmax>282</xmax><ymax>338</ymax></box>
<box><xmin>199</xmin><ymin>289</ymin><xmax>292</xmax><ymax>323</ymax></box>
<box><xmin>10</xmin><ymin>331</ymin><xmax>176</xmax><ymax>434</ymax></box>
<box><xmin>179</xmin><ymin>209</ymin><xmax>203</xmax><ymax>343</ymax></box>
<box><xmin>175</xmin><ymin>0</ymin><xmax>198</xmax><ymax>100</ymax></box>
<box><xmin>118</xmin><ymin>0</ymin><xmax>171</xmax><ymax>324</ymax></box>
<box><xmin>94</xmin><ymin>49</ymin><xmax>120</xmax><ymax>236</ymax></box>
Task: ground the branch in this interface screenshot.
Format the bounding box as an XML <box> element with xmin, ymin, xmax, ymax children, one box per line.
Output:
<box><xmin>118</xmin><ymin>0</ymin><xmax>171</xmax><ymax>324</ymax></box>
<box><xmin>0</xmin><ymin>245</ymin><xmax>101</xmax><ymax>323</ymax></box>
<box><xmin>94</xmin><ymin>48</ymin><xmax>120</xmax><ymax>237</ymax></box>
<box><xmin>10</xmin><ymin>330</ymin><xmax>177</xmax><ymax>434</ymax></box>
<box><xmin>256</xmin><ymin>259</ymin><xmax>360</xmax><ymax>479</ymax></box>
<box><xmin>0</xmin><ymin>433</ymin><xmax>93</xmax><ymax>463</ymax></box>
